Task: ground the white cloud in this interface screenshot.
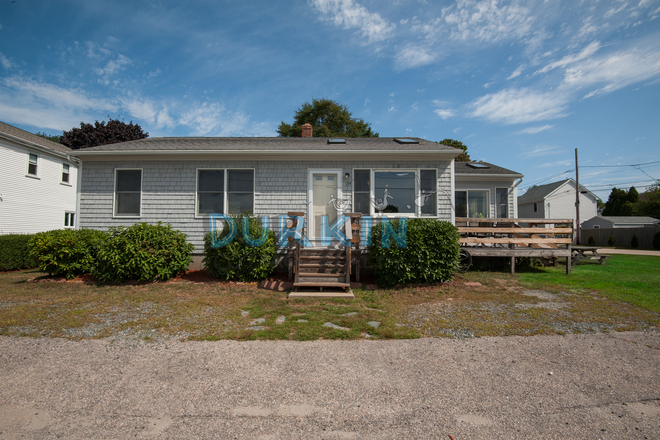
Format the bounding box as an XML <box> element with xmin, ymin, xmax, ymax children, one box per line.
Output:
<box><xmin>94</xmin><ymin>54</ymin><xmax>131</xmax><ymax>76</ymax></box>
<box><xmin>605</xmin><ymin>3</ymin><xmax>628</xmax><ymax>18</ymax></box>
<box><xmin>2</xmin><ymin>76</ymin><xmax>116</xmax><ymax>112</ymax></box>
<box><xmin>440</xmin><ymin>0</ymin><xmax>535</xmax><ymax>43</ymax></box>
<box><xmin>507</xmin><ymin>65</ymin><xmax>525</xmax><ymax>80</ymax></box>
<box><xmin>577</xmin><ymin>16</ymin><xmax>600</xmax><ymax>39</ymax></box>
<box><xmin>483</xmin><ymin>82</ymin><xmax>494</xmax><ymax>88</ymax></box>
<box><xmin>521</xmin><ymin>145</ymin><xmax>562</xmax><ymax>158</ymax></box>
<box><xmin>562</xmin><ymin>43</ymin><xmax>660</xmax><ymax>98</ymax></box>
<box><xmin>434</xmin><ymin>108</ymin><xmax>455</xmax><ymax>119</ymax></box>
<box><xmin>0</xmin><ymin>53</ymin><xmax>15</xmax><ymax>69</ymax></box>
<box><xmin>517</xmin><ymin>125</ymin><xmax>554</xmax><ymax>134</ymax></box>
<box><xmin>394</xmin><ymin>45</ymin><xmax>435</xmax><ymax>69</ymax></box>
<box><xmin>309</xmin><ymin>0</ymin><xmax>395</xmax><ymax>43</ymax></box>
<box><xmin>122</xmin><ymin>98</ymin><xmax>175</xmax><ymax>129</ymax></box>
<box><xmin>536</xmin><ymin>41</ymin><xmax>601</xmax><ymax>75</ymax></box>
<box><xmin>470</xmin><ymin>88</ymin><xmax>569</xmax><ymax>124</ymax></box>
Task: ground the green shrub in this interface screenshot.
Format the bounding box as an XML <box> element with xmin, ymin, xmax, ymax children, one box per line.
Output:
<box><xmin>94</xmin><ymin>222</ymin><xmax>194</xmax><ymax>282</ymax></box>
<box><xmin>369</xmin><ymin>218</ymin><xmax>460</xmax><ymax>288</ymax></box>
<box><xmin>607</xmin><ymin>235</ymin><xmax>616</xmax><ymax>247</ymax></box>
<box><xmin>0</xmin><ymin>234</ymin><xmax>38</xmax><ymax>271</ymax></box>
<box><xmin>29</xmin><ymin>229</ymin><xmax>108</xmax><ymax>279</ymax></box>
<box><xmin>653</xmin><ymin>231</ymin><xmax>660</xmax><ymax>250</ymax></box>
<box><xmin>203</xmin><ymin>213</ymin><xmax>276</xmax><ymax>282</ymax></box>
<box><xmin>631</xmin><ymin>234</ymin><xmax>639</xmax><ymax>249</ymax></box>
<box><xmin>588</xmin><ymin>235</ymin><xmax>595</xmax><ymax>246</ymax></box>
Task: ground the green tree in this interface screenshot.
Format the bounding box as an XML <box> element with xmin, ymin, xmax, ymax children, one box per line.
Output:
<box><xmin>60</xmin><ymin>118</ymin><xmax>148</xmax><ymax>150</ymax></box>
<box><xmin>277</xmin><ymin>98</ymin><xmax>378</xmax><ymax>138</ymax></box>
<box><xmin>438</xmin><ymin>139</ymin><xmax>471</xmax><ymax>162</ymax></box>
<box><xmin>603</xmin><ymin>187</ymin><xmax>639</xmax><ymax>216</ymax></box>
<box><xmin>635</xmin><ymin>182</ymin><xmax>660</xmax><ymax>219</ymax></box>
<box><xmin>34</xmin><ymin>131</ymin><xmax>61</xmax><ymax>143</ymax></box>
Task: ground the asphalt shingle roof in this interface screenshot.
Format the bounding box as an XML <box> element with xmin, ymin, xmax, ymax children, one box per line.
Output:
<box><xmin>454</xmin><ymin>161</ymin><xmax>522</xmax><ymax>176</ymax></box>
<box><xmin>516</xmin><ymin>178</ymin><xmax>601</xmax><ymax>204</ymax></box>
<box><xmin>599</xmin><ymin>216</ymin><xmax>660</xmax><ymax>224</ymax></box>
<box><xmin>0</xmin><ymin>121</ymin><xmax>71</xmax><ymax>154</ymax></box>
<box><xmin>74</xmin><ymin>137</ymin><xmax>461</xmax><ymax>153</ymax></box>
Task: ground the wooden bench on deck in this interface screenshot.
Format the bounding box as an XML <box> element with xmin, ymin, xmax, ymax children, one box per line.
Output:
<box><xmin>456</xmin><ymin>218</ymin><xmax>574</xmax><ymax>274</ymax></box>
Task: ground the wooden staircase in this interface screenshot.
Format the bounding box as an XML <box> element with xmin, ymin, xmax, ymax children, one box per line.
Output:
<box><xmin>287</xmin><ymin>212</ymin><xmax>361</xmax><ymax>298</ymax></box>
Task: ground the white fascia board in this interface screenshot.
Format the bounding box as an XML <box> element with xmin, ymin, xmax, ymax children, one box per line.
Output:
<box><xmin>0</xmin><ymin>132</ymin><xmax>70</xmax><ymax>160</ymax></box>
<box><xmin>455</xmin><ymin>173</ymin><xmax>523</xmax><ymax>181</ymax></box>
<box><xmin>72</xmin><ymin>149</ymin><xmax>461</xmax><ymax>161</ymax></box>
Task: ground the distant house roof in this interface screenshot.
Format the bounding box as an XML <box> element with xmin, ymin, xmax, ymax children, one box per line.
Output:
<box><xmin>518</xmin><ymin>178</ymin><xmax>598</xmax><ymax>203</ymax></box>
<box><xmin>73</xmin><ymin>136</ymin><xmax>460</xmax><ymax>154</ymax></box>
<box><xmin>454</xmin><ymin>161</ymin><xmax>523</xmax><ymax>177</ymax></box>
<box><xmin>597</xmin><ymin>216</ymin><xmax>660</xmax><ymax>225</ymax></box>
<box><xmin>0</xmin><ymin>121</ymin><xmax>71</xmax><ymax>154</ymax></box>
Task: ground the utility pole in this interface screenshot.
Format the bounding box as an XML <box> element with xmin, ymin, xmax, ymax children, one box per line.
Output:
<box><xmin>575</xmin><ymin>148</ymin><xmax>580</xmax><ymax>245</ymax></box>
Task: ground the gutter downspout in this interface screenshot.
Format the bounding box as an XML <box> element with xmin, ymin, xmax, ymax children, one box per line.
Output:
<box><xmin>512</xmin><ymin>177</ymin><xmax>523</xmax><ymax>218</ymax></box>
<box><xmin>75</xmin><ymin>159</ymin><xmax>82</xmax><ymax>230</ymax></box>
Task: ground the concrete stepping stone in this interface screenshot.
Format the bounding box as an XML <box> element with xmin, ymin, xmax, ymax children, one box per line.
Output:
<box><xmin>297</xmin><ymin>319</ymin><xmax>308</xmax><ymax>323</ymax></box>
<box><xmin>249</xmin><ymin>318</ymin><xmax>266</xmax><ymax>325</ymax></box>
<box><xmin>276</xmin><ymin>316</ymin><xmax>286</xmax><ymax>324</ymax></box>
<box><xmin>241</xmin><ymin>311</ymin><xmax>250</xmax><ymax>317</ymax></box>
<box><xmin>367</xmin><ymin>321</ymin><xmax>380</xmax><ymax>329</ymax></box>
<box><xmin>323</xmin><ymin>322</ymin><xmax>350</xmax><ymax>331</ymax></box>
<box><xmin>342</xmin><ymin>312</ymin><xmax>358</xmax><ymax>316</ymax></box>
<box><xmin>246</xmin><ymin>326</ymin><xmax>266</xmax><ymax>331</ymax></box>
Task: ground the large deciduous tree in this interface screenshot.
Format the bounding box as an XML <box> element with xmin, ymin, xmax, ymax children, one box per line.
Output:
<box><xmin>438</xmin><ymin>139</ymin><xmax>471</xmax><ymax>162</ymax></box>
<box><xmin>277</xmin><ymin>98</ymin><xmax>378</xmax><ymax>138</ymax></box>
<box><xmin>635</xmin><ymin>182</ymin><xmax>660</xmax><ymax>219</ymax></box>
<box><xmin>59</xmin><ymin>118</ymin><xmax>148</xmax><ymax>150</ymax></box>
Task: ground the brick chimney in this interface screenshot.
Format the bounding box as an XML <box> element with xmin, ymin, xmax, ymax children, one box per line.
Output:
<box><xmin>301</xmin><ymin>123</ymin><xmax>313</xmax><ymax>138</ymax></box>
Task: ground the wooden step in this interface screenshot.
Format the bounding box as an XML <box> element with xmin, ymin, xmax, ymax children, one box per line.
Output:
<box><xmin>293</xmin><ymin>282</ymin><xmax>350</xmax><ymax>287</ymax></box>
<box><xmin>299</xmin><ymin>273</ymin><xmax>347</xmax><ymax>277</ymax></box>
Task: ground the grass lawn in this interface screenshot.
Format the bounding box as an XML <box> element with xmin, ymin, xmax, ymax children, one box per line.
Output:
<box><xmin>515</xmin><ymin>255</ymin><xmax>660</xmax><ymax>313</ymax></box>
<box><xmin>0</xmin><ymin>253</ymin><xmax>658</xmax><ymax>341</ymax></box>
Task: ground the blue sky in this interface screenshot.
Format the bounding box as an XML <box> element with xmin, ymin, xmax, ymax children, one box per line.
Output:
<box><xmin>1</xmin><ymin>0</ymin><xmax>659</xmax><ymax>198</ymax></box>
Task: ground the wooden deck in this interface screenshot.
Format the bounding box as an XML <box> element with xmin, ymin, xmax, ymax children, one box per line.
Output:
<box><xmin>456</xmin><ymin>218</ymin><xmax>574</xmax><ymax>274</ymax></box>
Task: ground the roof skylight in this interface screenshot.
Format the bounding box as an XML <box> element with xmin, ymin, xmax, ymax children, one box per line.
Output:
<box><xmin>467</xmin><ymin>162</ymin><xmax>490</xmax><ymax>169</ymax></box>
<box><xmin>393</xmin><ymin>138</ymin><xmax>419</xmax><ymax>144</ymax></box>
<box><xmin>328</xmin><ymin>138</ymin><xmax>346</xmax><ymax>144</ymax></box>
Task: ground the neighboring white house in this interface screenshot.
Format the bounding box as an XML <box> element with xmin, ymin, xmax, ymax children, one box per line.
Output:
<box><xmin>581</xmin><ymin>216</ymin><xmax>660</xmax><ymax>229</ymax></box>
<box><xmin>0</xmin><ymin>121</ymin><xmax>79</xmax><ymax>234</ymax></box>
<box><xmin>517</xmin><ymin>178</ymin><xmax>599</xmax><ymax>224</ymax></box>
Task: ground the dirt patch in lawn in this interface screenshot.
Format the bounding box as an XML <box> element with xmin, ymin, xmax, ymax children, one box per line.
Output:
<box><xmin>0</xmin><ymin>269</ymin><xmax>658</xmax><ymax>342</ymax></box>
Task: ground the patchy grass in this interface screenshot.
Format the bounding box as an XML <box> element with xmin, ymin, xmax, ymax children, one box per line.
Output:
<box><xmin>0</xmin><ymin>260</ymin><xmax>658</xmax><ymax>342</ymax></box>
<box><xmin>515</xmin><ymin>255</ymin><xmax>660</xmax><ymax>313</ymax></box>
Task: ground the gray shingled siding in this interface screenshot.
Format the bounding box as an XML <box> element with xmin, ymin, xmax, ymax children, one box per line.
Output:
<box><xmin>80</xmin><ymin>160</ymin><xmax>453</xmax><ymax>252</ymax></box>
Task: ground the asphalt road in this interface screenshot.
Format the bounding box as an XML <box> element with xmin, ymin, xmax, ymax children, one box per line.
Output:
<box><xmin>1</xmin><ymin>332</ymin><xmax>659</xmax><ymax>439</ymax></box>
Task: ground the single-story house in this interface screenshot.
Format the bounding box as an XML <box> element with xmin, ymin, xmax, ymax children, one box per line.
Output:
<box><xmin>0</xmin><ymin>121</ymin><xmax>79</xmax><ymax>234</ymax></box>
<box><xmin>72</xmin><ymin>130</ymin><xmax>524</xmax><ymax>261</ymax></box>
<box><xmin>581</xmin><ymin>215</ymin><xmax>660</xmax><ymax>229</ymax></box>
<box><xmin>517</xmin><ymin>178</ymin><xmax>599</xmax><ymax>226</ymax></box>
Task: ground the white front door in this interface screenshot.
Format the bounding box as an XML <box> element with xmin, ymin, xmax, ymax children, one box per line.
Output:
<box><xmin>310</xmin><ymin>172</ymin><xmax>340</xmax><ymax>239</ymax></box>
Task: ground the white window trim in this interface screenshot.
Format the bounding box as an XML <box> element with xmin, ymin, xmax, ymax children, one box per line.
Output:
<box><xmin>308</xmin><ymin>169</ymin><xmax>343</xmax><ymax>239</ymax></box>
<box><xmin>455</xmin><ymin>189</ymin><xmax>491</xmax><ymax>218</ymax></box>
<box><xmin>195</xmin><ymin>168</ymin><xmax>256</xmax><ymax>218</ymax></box>
<box><xmin>26</xmin><ymin>153</ymin><xmax>39</xmax><ymax>178</ymax></box>
<box><xmin>113</xmin><ymin>168</ymin><xmax>143</xmax><ymax>218</ymax></box>
<box><xmin>353</xmin><ymin>168</ymin><xmax>438</xmax><ymax>218</ymax></box>
<box><xmin>62</xmin><ymin>163</ymin><xmax>70</xmax><ymax>184</ymax></box>
<box><xmin>64</xmin><ymin>211</ymin><xmax>76</xmax><ymax>228</ymax></box>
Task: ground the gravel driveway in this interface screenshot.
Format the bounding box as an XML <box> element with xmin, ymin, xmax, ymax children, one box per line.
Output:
<box><xmin>1</xmin><ymin>332</ymin><xmax>659</xmax><ymax>439</ymax></box>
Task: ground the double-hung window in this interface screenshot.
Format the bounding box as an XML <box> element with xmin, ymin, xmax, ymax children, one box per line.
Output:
<box><xmin>197</xmin><ymin>169</ymin><xmax>254</xmax><ymax>215</ymax></box>
<box><xmin>455</xmin><ymin>190</ymin><xmax>489</xmax><ymax>218</ymax></box>
<box><xmin>352</xmin><ymin>169</ymin><xmax>437</xmax><ymax>216</ymax></box>
<box><xmin>496</xmin><ymin>188</ymin><xmax>508</xmax><ymax>218</ymax></box>
<box><xmin>114</xmin><ymin>169</ymin><xmax>142</xmax><ymax>217</ymax></box>
<box><xmin>64</xmin><ymin>212</ymin><xmax>75</xmax><ymax>228</ymax></box>
<box><xmin>27</xmin><ymin>153</ymin><xmax>38</xmax><ymax>176</ymax></box>
<box><xmin>62</xmin><ymin>164</ymin><xmax>70</xmax><ymax>183</ymax></box>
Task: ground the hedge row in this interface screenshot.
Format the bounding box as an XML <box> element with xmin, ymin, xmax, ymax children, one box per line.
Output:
<box><xmin>0</xmin><ymin>234</ymin><xmax>39</xmax><ymax>271</ymax></box>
